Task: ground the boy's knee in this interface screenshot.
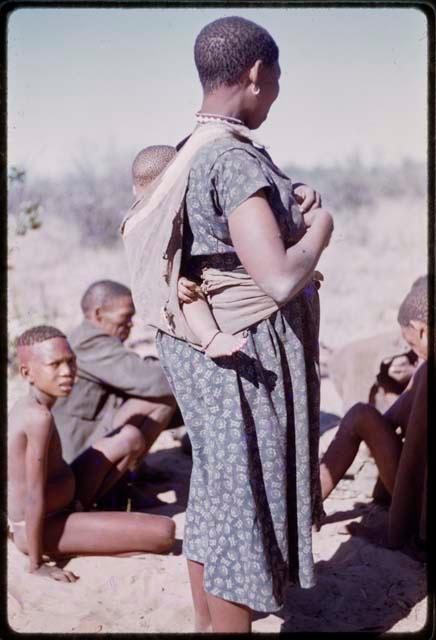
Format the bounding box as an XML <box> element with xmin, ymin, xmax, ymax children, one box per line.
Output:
<box><xmin>344</xmin><ymin>402</ymin><xmax>377</xmax><ymax>436</ymax></box>
<box><xmin>150</xmin><ymin>517</ymin><xmax>176</xmax><ymax>553</ymax></box>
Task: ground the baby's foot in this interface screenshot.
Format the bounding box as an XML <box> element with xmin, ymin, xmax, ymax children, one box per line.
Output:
<box><xmin>205</xmin><ymin>332</ymin><xmax>247</xmax><ymax>359</ymax></box>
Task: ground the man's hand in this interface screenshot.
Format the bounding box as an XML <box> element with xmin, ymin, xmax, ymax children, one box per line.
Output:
<box><xmin>29</xmin><ymin>562</ymin><xmax>79</xmax><ymax>583</ymax></box>
<box><xmin>293</xmin><ymin>183</ymin><xmax>322</xmax><ymax>213</ymax></box>
<box><xmin>178</xmin><ymin>277</ymin><xmax>201</xmax><ymax>304</ymax></box>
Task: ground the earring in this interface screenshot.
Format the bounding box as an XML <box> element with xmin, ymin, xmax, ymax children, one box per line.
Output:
<box><xmin>252</xmin><ymin>85</ymin><xmax>260</xmax><ymax>95</ymax></box>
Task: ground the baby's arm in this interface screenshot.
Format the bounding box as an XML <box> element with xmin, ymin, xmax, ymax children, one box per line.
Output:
<box><xmin>178</xmin><ymin>278</ymin><xmax>247</xmax><ymax>358</ymax></box>
<box><xmin>25</xmin><ymin>408</ymin><xmax>77</xmax><ymax>582</ymax></box>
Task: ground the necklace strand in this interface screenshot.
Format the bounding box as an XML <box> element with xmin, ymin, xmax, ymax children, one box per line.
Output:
<box><xmin>195</xmin><ymin>111</ymin><xmax>245</xmax><ymax>126</ymax></box>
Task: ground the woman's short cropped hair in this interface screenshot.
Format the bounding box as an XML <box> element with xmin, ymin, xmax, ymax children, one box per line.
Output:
<box><xmin>194</xmin><ymin>16</ymin><xmax>279</xmax><ymax>94</ymax></box>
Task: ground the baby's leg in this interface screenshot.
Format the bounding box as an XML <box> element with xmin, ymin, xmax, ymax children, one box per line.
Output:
<box><xmin>13</xmin><ymin>511</ymin><xmax>175</xmax><ymax>557</ymax></box>
<box><xmin>182</xmin><ymin>295</ymin><xmax>247</xmax><ymax>358</ymax></box>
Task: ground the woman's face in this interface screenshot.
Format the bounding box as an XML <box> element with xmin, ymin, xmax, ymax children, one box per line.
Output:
<box><xmin>246</xmin><ymin>60</ymin><xmax>281</xmax><ymax>129</ymax></box>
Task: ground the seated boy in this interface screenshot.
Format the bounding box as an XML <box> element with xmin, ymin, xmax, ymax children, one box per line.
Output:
<box><xmin>319</xmin><ymin>276</ymin><xmax>428</xmax><ymax>550</ymax></box>
<box><xmin>8</xmin><ymin>325</ymin><xmax>175</xmax><ymax>582</ymax></box>
<box><xmin>132</xmin><ymin>145</ymin><xmax>247</xmax><ymax>358</ymax></box>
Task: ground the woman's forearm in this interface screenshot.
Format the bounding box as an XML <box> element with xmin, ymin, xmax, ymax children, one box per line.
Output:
<box><xmin>258</xmin><ymin>211</ymin><xmax>333</xmax><ymax>304</ymax></box>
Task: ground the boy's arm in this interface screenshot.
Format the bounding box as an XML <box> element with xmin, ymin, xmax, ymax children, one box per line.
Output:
<box><xmin>24</xmin><ymin>409</ymin><xmax>78</xmax><ymax>583</ymax></box>
<box><xmin>24</xmin><ymin>408</ymin><xmax>52</xmax><ymax>572</ymax></box>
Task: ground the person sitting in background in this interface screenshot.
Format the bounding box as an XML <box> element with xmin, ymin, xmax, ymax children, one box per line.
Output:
<box><xmin>8</xmin><ymin>326</ymin><xmax>175</xmax><ymax>583</ymax></box>
<box><xmin>328</xmin><ymin>331</ymin><xmax>418</xmax><ymax>415</ymax></box>
<box><xmin>52</xmin><ymin>280</ymin><xmax>178</xmax><ymax>494</ymax></box>
<box><xmin>319</xmin><ymin>276</ymin><xmax>428</xmax><ymax>553</ymax></box>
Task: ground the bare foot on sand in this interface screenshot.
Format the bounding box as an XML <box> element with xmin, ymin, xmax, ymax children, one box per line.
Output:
<box><xmin>205</xmin><ymin>332</ymin><xmax>247</xmax><ymax>359</ymax></box>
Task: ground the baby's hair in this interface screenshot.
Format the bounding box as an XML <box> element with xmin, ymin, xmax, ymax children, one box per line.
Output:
<box><xmin>16</xmin><ymin>325</ymin><xmax>66</xmax><ymax>348</ymax></box>
<box><xmin>81</xmin><ymin>280</ymin><xmax>131</xmax><ymax>317</ymax></box>
<box><xmin>194</xmin><ymin>16</ymin><xmax>279</xmax><ymax>94</ymax></box>
<box><xmin>397</xmin><ymin>275</ymin><xmax>427</xmax><ymax>326</ymax></box>
<box><xmin>132</xmin><ymin>145</ymin><xmax>177</xmax><ymax>188</ymax></box>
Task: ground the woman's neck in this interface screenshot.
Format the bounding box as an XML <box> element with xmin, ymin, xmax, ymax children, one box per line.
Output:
<box><xmin>199</xmin><ymin>88</ymin><xmax>246</xmax><ymax>123</ymax></box>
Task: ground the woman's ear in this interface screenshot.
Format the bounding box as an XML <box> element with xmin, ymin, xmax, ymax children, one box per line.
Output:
<box><xmin>248</xmin><ymin>59</ymin><xmax>263</xmax><ymax>91</ymax></box>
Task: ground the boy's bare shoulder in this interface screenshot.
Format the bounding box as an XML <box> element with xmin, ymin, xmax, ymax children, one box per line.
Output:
<box><xmin>9</xmin><ymin>396</ymin><xmax>54</xmax><ymax>436</ymax></box>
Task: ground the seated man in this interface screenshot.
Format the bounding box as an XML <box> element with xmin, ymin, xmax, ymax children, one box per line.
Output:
<box><xmin>319</xmin><ymin>276</ymin><xmax>428</xmax><ymax>551</ymax></box>
<box><xmin>52</xmin><ymin>280</ymin><xmax>177</xmax><ymax>483</ymax></box>
<box><xmin>8</xmin><ymin>326</ymin><xmax>175</xmax><ymax>583</ymax></box>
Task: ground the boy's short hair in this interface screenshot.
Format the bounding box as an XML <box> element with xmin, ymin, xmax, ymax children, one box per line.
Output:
<box><xmin>81</xmin><ymin>280</ymin><xmax>132</xmax><ymax>317</ymax></box>
<box><xmin>132</xmin><ymin>145</ymin><xmax>176</xmax><ymax>188</ymax></box>
<box><xmin>397</xmin><ymin>275</ymin><xmax>428</xmax><ymax>326</ymax></box>
<box><xmin>194</xmin><ymin>16</ymin><xmax>279</xmax><ymax>94</ymax></box>
<box><xmin>16</xmin><ymin>325</ymin><xmax>66</xmax><ymax>348</ymax></box>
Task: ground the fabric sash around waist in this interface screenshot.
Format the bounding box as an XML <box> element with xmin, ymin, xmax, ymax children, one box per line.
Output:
<box><xmin>199</xmin><ymin>264</ymin><xmax>280</xmax><ymax>335</ymax></box>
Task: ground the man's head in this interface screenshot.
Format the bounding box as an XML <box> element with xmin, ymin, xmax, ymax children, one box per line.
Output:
<box><xmin>81</xmin><ymin>280</ymin><xmax>135</xmax><ymax>342</ymax></box>
<box><xmin>132</xmin><ymin>145</ymin><xmax>177</xmax><ymax>196</ymax></box>
<box><xmin>17</xmin><ymin>325</ymin><xmax>76</xmax><ymax>398</ymax></box>
<box><xmin>397</xmin><ymin>275</ymin><xmax>428</xmax><ymax>360</ymax></box>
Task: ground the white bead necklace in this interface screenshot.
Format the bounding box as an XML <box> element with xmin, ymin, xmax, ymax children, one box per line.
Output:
<box><xmin>195</xmin><ymin>111</ymin><xmax>245</xmax><ymax>126</ymax></box>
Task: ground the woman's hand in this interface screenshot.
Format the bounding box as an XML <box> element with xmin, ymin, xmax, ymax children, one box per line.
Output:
<box><xmin>178</xmin><ymin>277</ymin><xmax>201</xmax><ymax>304</ymax></box>
<box><xmin>293</xmin><ymin>183</ymin><xmax>322</xmax><ymax>212</ymax></box>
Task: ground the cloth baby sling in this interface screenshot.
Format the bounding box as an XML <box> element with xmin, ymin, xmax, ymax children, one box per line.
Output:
<box><xmin>121</xmin><ymin>121</ymin><xmax>287</xmax><ymax>348</ymax></box>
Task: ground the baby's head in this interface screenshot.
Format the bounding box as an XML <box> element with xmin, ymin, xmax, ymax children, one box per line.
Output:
<box><xmin>131</xmin><ymin>145</ymin><xmax>177</xmax><ymax>196</ymax></box>
<box><xmin>397</xmin><ymin>275</ymin><xmax>428</xmax><ymax>360</ymax></box>
<box><xmin>16</xmin><ymin>325</ymin><xmax>77</xmax><ymax>398</ymax></box>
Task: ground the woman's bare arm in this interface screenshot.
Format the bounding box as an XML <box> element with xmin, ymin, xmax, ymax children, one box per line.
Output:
<box><xmin>228</xmin><ymin>190</ymin><xmax>333</xmax><ymax>304</ymax></box>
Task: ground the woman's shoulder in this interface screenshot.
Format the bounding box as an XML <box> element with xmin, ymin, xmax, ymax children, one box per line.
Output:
<box><xmin>190</xmin><ymin>136</ymin><xmax>261</xmax><ymax>175</ymax></box>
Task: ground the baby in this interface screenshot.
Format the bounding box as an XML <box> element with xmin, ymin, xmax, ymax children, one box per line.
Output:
<box><xmin>132</xmin><ymin>145</ymin><xmax>247</xmax><ymax>358</ymax></box>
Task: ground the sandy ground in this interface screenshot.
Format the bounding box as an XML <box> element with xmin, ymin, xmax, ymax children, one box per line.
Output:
<box><xmin>7</xmin><ymin>194</ymin><xmax>428</xmax><ymax>632</ymax></box>
<box><xmin>6</xmin><ymin>378</ymin><xmax>427</xmax><ymax>634</ymax></box>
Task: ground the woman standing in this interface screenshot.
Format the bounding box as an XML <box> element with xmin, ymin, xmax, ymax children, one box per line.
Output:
<box><xmin>156</xmin><ymin>16</ymin><xmax>334</xmax><ymax>633</ymax></box>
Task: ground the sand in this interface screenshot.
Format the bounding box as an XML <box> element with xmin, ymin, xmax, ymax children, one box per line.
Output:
<box><xmin>6</xmin><ymin>378</ymin><xmax>427</xmax><ymax>634</ymax></box>
<box><xmin>7</xmin><ymin>193</ymin><xmax>428</xmax><ymax>632</ymax></box>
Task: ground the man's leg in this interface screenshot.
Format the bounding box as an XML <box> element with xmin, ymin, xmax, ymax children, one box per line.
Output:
<box><xmin>111</xmin><ymin>396</ymin><xmax>176</xmax><ymax>454</ymax></box>
<box><xmin>13</xmin><ymin>510</ymin><xmax>175</xmax><ymax>557</ymax></box>
<box><xmin>71</xmin><ymin>425</ymin><xmax>146</xmax><ymax>509</ymax></box>
<box><xmin>320</xmin><ymin>402</ymin><xmax>402</xmax><ymax>500</ymax></box>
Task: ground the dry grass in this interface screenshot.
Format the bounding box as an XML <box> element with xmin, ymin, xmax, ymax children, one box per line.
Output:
<box><xmin>8</xmin><ymin>192</ymin><xmax>427</xmax><ymax>402</ymax></box>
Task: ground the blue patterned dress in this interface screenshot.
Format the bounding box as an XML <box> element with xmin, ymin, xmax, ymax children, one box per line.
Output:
<box><xmin>156</xmin><ymin>134</ymin><xmax>323</xmax><ymax>612</ymax></box>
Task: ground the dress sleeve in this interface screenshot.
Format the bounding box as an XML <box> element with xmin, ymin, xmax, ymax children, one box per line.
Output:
<box><xmin>210</xmin><ymin>148</ymin><xmax>273</xmax><ymax>218</ymax></box>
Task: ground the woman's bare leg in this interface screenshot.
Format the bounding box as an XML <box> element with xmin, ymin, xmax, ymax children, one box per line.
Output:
<box><xmin>320</xmin><ymin>402</ymin><xmax>402</xmax><ymax>500</ymax></box>
<box><xmin>205</xmin><ymin>591</ymin><xmax>252</xmax><ymax>633</ymax></box>
<box><xmin>187</xmin><ymin>560</ymin><xmax>212</xmax><ymax>632</ymax></box>
<box><xmin>13</xmin><ymin>511</ymin><xmax>175</xmax><ymax>557</ymax></box>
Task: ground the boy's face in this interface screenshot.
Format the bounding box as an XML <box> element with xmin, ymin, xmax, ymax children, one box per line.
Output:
<box><xmin>401</xmin><ymin>321</ymin><xmax>428</xmax><ymax>360</ymax></box>
<box><xmin>96</xmin><ymin>295</ymin><xmax>135</xmax><ymax>342</ymax></box>
<box><xmin>20</xmin><ymin>338</ymin><xmax>77</xmax><ymax>397</ymax></box>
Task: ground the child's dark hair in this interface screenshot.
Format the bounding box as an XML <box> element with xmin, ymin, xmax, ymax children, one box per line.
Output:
<box><xmin>397</xmin><ymin>275</ymin><xmax>427</xmax><ymax>326</ymax></box>
<box><xmin>194</xmin><ymin>16</ymin><xmax>279</xmax><ymax>94</ymax></box>
<box><xmin>16</xmin><ymin>325</ymin><xmax>66</xmax><ymax>348</ymax></box>
<box><xmin>132</xmin><ymin>145</ymin><xmax>176</xmax><ymax>188</ymax></box>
